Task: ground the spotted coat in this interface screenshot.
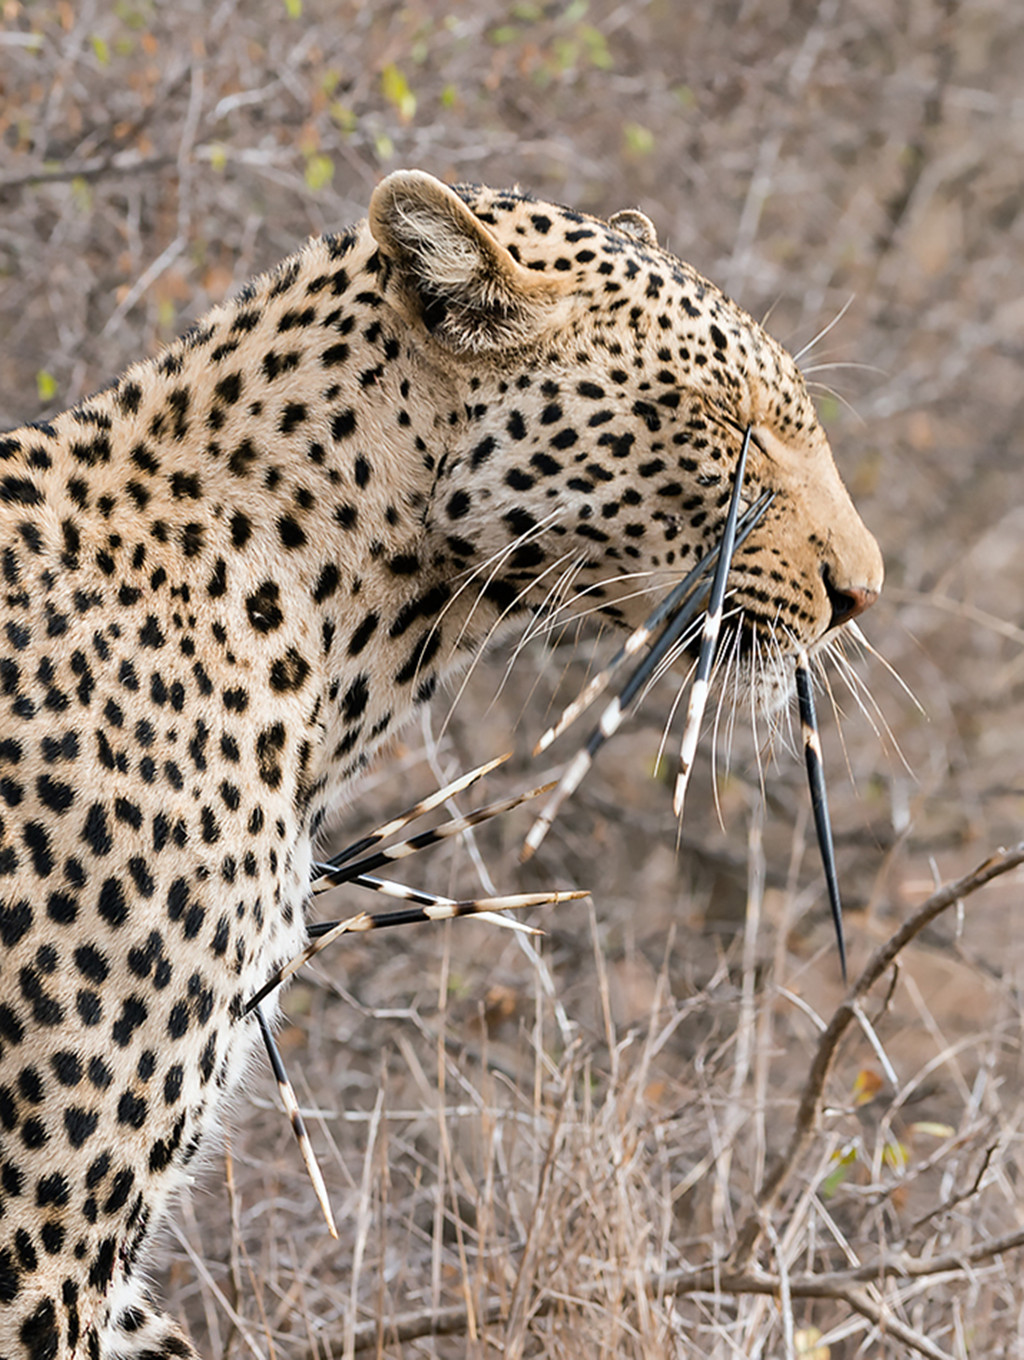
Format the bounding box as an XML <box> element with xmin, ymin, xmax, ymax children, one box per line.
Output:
<box><xmin>0</xmin><ymin>172</ymin><xmax>882</xmax><ymax>1358</ymax></box>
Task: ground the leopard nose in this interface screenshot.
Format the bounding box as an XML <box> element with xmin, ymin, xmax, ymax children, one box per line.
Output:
<box><xmin>822</xmin><ymin>569</ymin><xmax>879</xmax><ymax>630</ymax></box>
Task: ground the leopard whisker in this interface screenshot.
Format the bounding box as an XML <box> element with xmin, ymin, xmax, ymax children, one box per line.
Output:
<box><xmin>438</xmin><ymin>548</ymin><xmax>582</xmax><ymax>735</ymax></box>
<box><xmin>458</xmin><ymin>508</ymin><xmax>567</xmax><ymax>623</ymax></box>
<box><xmin>437</xmin><ymin>551</ymin><xmax>672</xmax><ymax>725</ymax></box>
<box><xmin>433</xmin><ymin>506</ymin><xmax>568</xmax><ymax>657</ymax></box>
<box><xmin>497</xmin><ymin>568</ymin><xmax>634</xmax><ymax>735</ymax></box>
<box><xmin>533</xmin><ymin>573</ymin><xmax>713</xmax><ymax>756</ymax></box>
<box><xmin>518</xmin><ymin>574</ymin><xmax>672</xmax><ymax>645</ymax></box>
<box><xmin>641</xmin><ymin>615</ymin><xmax>706</xmax><ymax>705</ymax></box>
<box><xmin>521</xmin><ymin>563</ymin><xmax>687</xmax><ymax>640</ymax></box>
<box><xmin>813</xmin><ymin>652</ymin><xmax>863</xmax><ymax>794</ymax></box>
<box><xmin>803</xmin><ymin>359</ymin><xmax>886</xmax><ymax>379</ymax></box>
<box><xmin>653</xmin><ymin>643</ymin><xmax>700</xmax><ymax>774</ymax></box>
<box><xmin>254</xmin><ymin>1004</ymin><xmax>338</xmax><ymax>1239</ymax></box>
<box><xmin>767</xmin><ymin>617</ymin><xmax>800</xmax><ymax>756</ymax></box>
<box><xmin>513</xmin><ymin>553</ymin><xmax>588</xmax><ymax>651</ymax></box>
<box><xmin>723</xmin><ymin>612</ymin><xmax>761</xmax><ymax>783</ymax></box>
<box><xmin>846</xmin><ymin>619</ymin><xmax>926</xmax><ymax>716</ymax></box>
<box><xmin>486</xmin><ymin>555</ymin><xmax>590</xmax><ymax>715</ymax></box>
<box><xmin>711</xmin><ymin>641</ymin><xmax>737</xmax><ymax>811</ymax></box>
<box><xmin>746</xmin><ymin>630</ymin><xmax>767</xmax><ymax>798</ymax></box>
<box><xmin>792</xmin><ymin>293</ymin><xmax>855</xmax><ymax>365</ymax></box>
<box><xmin>523</xmin><ymin>514</ymin><xmax>774</xmax><ymax>860</ymax></box>
<box><xmin>533</xmin><ymin>490</ymin><xmax>774</xmax><ymax>756</ymax></box>
<box><xmin>779</xmin><ymin>637</ymin><xmax>799</xmax><ymax>755</ymax></box>
<box><xmin>822</xmin><ymin>633</ymin><xmax>912</xmax><ymax>773</ymax></box>
<box><xmin>521</xmin><ymin>593</ymin><xmax>717</xmax><ymax>861</ymax></box>
<box><xmin>445</xmin><ymin>505</ymin><xmax>566</xmax><ymax>590</ymax></box>
<box><xmin>804</xmin><ymin>379</ymin><xmax>866</xmax><ymax>427</ymax></box>
<box><xmin>410</xmin><ymin>510</ymin><xmax>568</xmax><ymax>707</ymax></box>
<box><xmin>642</xmin><ymin>603</ymin><xmax>746</xmax><ymax>774</ymax></box>
<box><xmin>641</xmin><ymin>606</ymin><xmax>739</xmax><ymax>712</ymax></box>
<box><xmin>765</xmin><ymin>616</ymin><xmax>796</xmax><ymax>720</ymax></box>
<box><xmin>816</xmin><ymin>641</ymin><xmax>866</xmax><ymax>733</ymax></box>
<box><xmin>459</xmin><ymin>565</ymin><xmax>678</xmax><ymax>745</ymax></box>
<box><xmin>746</xmin><ymin>618</ymin><xmax>791</xmax><ymax>799</ymax></box>
<box><xmin>521</xmin><ymin>594</ymin><xmax>737</xmax><ymax>864</ymax></box>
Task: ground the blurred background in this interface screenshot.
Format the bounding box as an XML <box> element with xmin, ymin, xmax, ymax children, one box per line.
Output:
<box><xmin>2</xmin><ymin>2</ymin><xmax>1023</xmax><ymax>1355</ymax></box>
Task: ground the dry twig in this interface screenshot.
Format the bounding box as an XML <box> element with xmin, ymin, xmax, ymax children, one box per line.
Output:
<box><xmin>730</xmin><ymin>840</ymin><xmax>1024</xmax><ymax>1271</ymax></box>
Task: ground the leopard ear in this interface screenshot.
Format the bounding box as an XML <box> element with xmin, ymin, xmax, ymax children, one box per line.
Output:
<box><xmin>369</xmin><ymin>170</ymin><xmax>570</xmax><ymax>353</ymax></box>
<box><xmin>608</xmin><ymin>208</ymin><xmax>658</xmax><ymax>248</ymax></box>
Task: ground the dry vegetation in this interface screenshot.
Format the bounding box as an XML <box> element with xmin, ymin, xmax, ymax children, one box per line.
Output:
<box><xmin>3</xmin><ymin>1</ymin><xmax>1024</xmax><ymax>1355</ymax></box>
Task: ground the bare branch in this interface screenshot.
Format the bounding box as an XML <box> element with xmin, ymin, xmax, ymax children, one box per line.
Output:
<box><xmin>0</xmin><ymin>153</ymin><xmax>176</xmax><ymax>196</ymax></box>
<box><xmin>729</xmin><ymin>841</ymin><xmax>1024</xmax><ymax>1270</ymax></box>
<box><xmin>320</xmin><ymin>1216</ymin><xmax>1024</xmax><ymax>1358</ymax></box>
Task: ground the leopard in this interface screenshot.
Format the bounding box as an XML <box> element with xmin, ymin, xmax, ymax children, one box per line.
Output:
<box><xmin>0</xmin><ymin>169</ymin><xmax>882</xmax><ymax>1358</ymax></box>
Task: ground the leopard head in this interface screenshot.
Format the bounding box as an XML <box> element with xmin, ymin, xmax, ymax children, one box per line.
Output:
<box><xmin>369</xmin><ymin>171</ymin><xmax>882</xmax><ymax>700</ymax></box>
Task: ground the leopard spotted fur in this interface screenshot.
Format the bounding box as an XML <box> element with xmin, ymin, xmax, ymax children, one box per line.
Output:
<box><xmin>0</xmin><ymin>171</ymin><xmax>881</xmax><ymax>1358</ymax></box>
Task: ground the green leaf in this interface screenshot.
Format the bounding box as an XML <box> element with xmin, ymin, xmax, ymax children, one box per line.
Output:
<box><xmin>624</xmin><ymin>122</ymin><xmax>655</xmax><ymax>154</ymax></box>
<box><xmin>552</xmin><ymin>37</ymin><xmax>577</xmax><ymax>71</ymax></box>
<box><xmin>90</xmin><ymin>35</ymin><xmax>111</xmax><ymax>66</ymax></box>
<box><xmin>283</xmin><ymin>0</ymin><xmax>302</xmax><ymax>16</ymax></box>
<box><xmin>908</xmin><ymin>1120</ymin><xmax>955</xmax><ymax>1139</ymax></box>
<box><xmin>381</xmin><ymin>63</ymin><xmax>416</xmax><ymax>121</ymax></box>
<box><xmin>36</xmin><ymin>371</ymin><xmax>58</xmax><ymax>403</ymax></box>
<box><xmin>304</xmin><ymin>153</ymin><xmax>334</xmax><ymax>192</ymax></box>
<box><xmin>882</xmin><ymin>1139</ymin><xmax>909</xmax><ymax>1171</ymax></box>
<box><xmin>440</xmin><ymin>84</ymin><xmax>457</xmax><ymax>110</ymax></box>
<box><xmin>819</xmin><ymin>1145</ymin><xmax>857</xmax><ymax>1199</ymax></box>
<box><xmin>580</xmin><ymin>25</ymin><xmax>612</xmax><ymax>69</ymax></box>
<box><xmin>71</xmin><ymin>177</ymin><xmax>93</xmax><ymax>212</ymax></box>
<box><xmin>373</xmin><ymin>130</ymin><xmax>395</xmax><ymax>161</ymax></box>
<box><xmin>114</xmin><ymin>0</ymin><xmax>154</xmax><ymax>27</ymax></box>
<box><xmin>329</xmin><ymin>104</ymin><xmax>358</xmax><ymax>136</ymax></box>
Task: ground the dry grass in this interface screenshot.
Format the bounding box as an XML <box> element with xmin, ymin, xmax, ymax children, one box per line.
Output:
<box><xmin>4</xmin><ymin>0</ymin><xmax>1024</xmax><ymax>1354</ymax></box>
<box><xmin>159</xmin><ymin>787</ymin><xmax>1024</xmax><ymax>1359</ymax></box>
